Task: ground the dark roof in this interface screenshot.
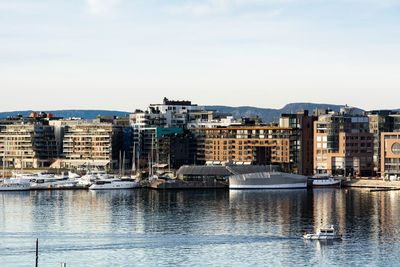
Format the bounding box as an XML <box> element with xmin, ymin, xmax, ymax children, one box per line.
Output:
<box><xmin>176</xmin><ymin>165</ymin><xmax>280</xmax><ymax>177</ymax></box>
<box><xmin>176</xmin><ymin>166</ymin><xmax>231</xmax><ymax>176</ymax></box>
<box><xmin>226</xmin><ymin>165</ymin><xmax>278</xmax><ymax>175</ymax></box>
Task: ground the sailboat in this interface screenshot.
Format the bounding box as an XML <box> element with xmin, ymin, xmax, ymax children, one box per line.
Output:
<box><xmin>131</xmin><ymin>141</ymin><xmax>140</xmax><ymax>180</ymax></box>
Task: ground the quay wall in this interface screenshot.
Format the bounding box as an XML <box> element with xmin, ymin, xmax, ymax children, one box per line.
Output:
<box><xmin>343</xmin><ymin>178</ymin><xmax>400</xmax><ymax>189</ymax></box>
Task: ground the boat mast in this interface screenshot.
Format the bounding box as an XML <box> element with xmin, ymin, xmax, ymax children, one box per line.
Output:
<box><xmin>21</xmin><ymin>151</ymin><xmax>23</xmax><ymax>172</ymax></box>
<box><xmin>122</xmin><ymin>151</ymin><xmax>126</xmax><ymax>176</ymax></box>
<box><xmin>119</xmin><ymin>150</ymin><xmax>122</xmax><ymax>177</ymax></box>
<box><xmin>168</xmin><ymin>153</ymin><xmax>171</xmax><ymax>173</ymax></box>
<box><xmin>132</xmin><ymin>141</ymin><xmax>136</xmax><ymax>174</ymax></box>
<box><xmin>150</xmin><ymin>131</ymin><xmax>154</xmax><ymax>176</ymax></box>
<box><xmin>137</xmin><ymin>142</ymin><xmax>140</xmax><ymax>174</ymax></box>
<box><xmin>148</xmin><ymin>153</ymin><xmax>152</xmax><ymax>176</ymax></box>
<box><xmin>2</xmin><ymin>138</ymin><xmax>6</xmax><ymax>179</ymax></box>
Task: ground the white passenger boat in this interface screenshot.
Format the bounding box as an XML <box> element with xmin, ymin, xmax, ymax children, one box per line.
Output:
<box><xmin>303</xmin><ymin>225</ymin><xmax>342</xmax><ymax>240</ymax></box>
<box><xmin>89</xmin><ymin>179</ymin><xmax>140</xmax><ymax>190</ymax></box>
<box><xmin>0</xmin><ymin>178</ymin><xmax>31</xmax><ymax>191</ymax></box>
<box><xmin>312</xmin><ymin>175</ymin><xmax>341</xmax><ymax>187</ymax></box>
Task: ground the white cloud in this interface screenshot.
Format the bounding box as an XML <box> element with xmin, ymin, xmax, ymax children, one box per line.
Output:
<box><xmin>85</xmin><ymin>0</ymin><xmax>121</xmax><ymax>16</ymax></box>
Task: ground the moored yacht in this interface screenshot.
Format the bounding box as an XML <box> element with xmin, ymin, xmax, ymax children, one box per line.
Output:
<box><xmin>89</xmin><ymin>179</ymin><xmax>139</xmax><ymax>190</ymax></box>
<box><xmin>77</xmin><ymin>170</ymin><xmax>111</xmax><ymax>186</ymax></box>
<box><xmin>30</xmin><ymin>176</ymin><xmax>78</xmax><ymax>190</ymax></box>
<box><xmin>0</xmin><ymin>178</ymin><xmax>31</xmax><ymax>191</ymax></box>
<box><xmin>311</xmin><ymin>174</ymin><xmax>341</xmax><ymax>187</ymax></box>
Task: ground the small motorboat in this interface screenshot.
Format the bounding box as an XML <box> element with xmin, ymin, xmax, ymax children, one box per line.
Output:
<box><xmin>303</xmin><ymin>225</ymin><xmax>342</xmax><ymax>240</ymax></box>
<box><xmin>311</xmin><ymin>175</ymin><xmax>341</xmax><ymax>187</ymax></box>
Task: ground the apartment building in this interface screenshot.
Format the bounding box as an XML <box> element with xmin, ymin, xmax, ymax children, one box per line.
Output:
<box><xmin>186</xmin><ymin>110</ymin><xmax>235</xmax><ymax>129</ymax></box>
<box><xmin>367</xmin><ymin>110</ymin><xmax>400</xmax><ymax>176</ymax></box>
<box><xmin>380</xmin><ymin>132</ymin><xmax>400</xmax><ymax>179</ymax></box>
<box><xmin>50</xmin><ymin>121</ymin><xmax>125</xmax><ymax>169</ymax></box>
<box><xmin>314</xmin><ymin>107</ymin><xmax>374</xmax><ymax>176</ymax></box>
<box><xmin>0</xmin><ymin>123</ymin><xmax>57</xmax><ymax>168</ymax></box>
<box><xmin>279</xmin><ymin>110</ymin><xmax>316</xmax><ymax>175</ymax></box>
<box><xmin>194</xmin><ymin>126</ymin><xmax>296</xmax><ymax>172</ymax></box>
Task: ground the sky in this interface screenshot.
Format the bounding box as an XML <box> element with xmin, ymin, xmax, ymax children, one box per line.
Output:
<box><xmin>1</xmin><ymin>0</ymin><xmax>400</xmax><ymax>112</ymax></box>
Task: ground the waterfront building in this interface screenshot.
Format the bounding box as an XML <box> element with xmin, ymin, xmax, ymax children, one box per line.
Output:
<box><xmin>157</xmin><ymin>129</ymin><xmax>196</xmax><ymax>169</ymax></box>
<box><xmin>0</xmin><ymin>123</ymin><xmax>58</xmax><ymax>168</ymax></box>
<box><xmin>367</xmin><ymin>110</ymin><xmax>400</xmax><ymax>176</ymax></box>
<box><xmin>130</xmin><ymin>98</ymin><xmax>237</xmax><ymax>170</ymax></box>
<box><xmin>380</xmin><ymin>132</ymin><xmax>400</xmax><ymax>179</ymax></box>
<box><xmin>50</xmin><ymin>120</ymin><xmax>125</xmax><ymax>170</ymax></box>
<box><xmin>134</xmin><ymin>127</ymin><xmax>196</xmax><ymax>171</ymax></box>
<box><xmin>194</xmin><ymin>125</ymin><xmax>296</xmax><ymax>172</ymax></box>
<box><xmin>279</xmin><ymin>110</ymin><xmax>317</xmax><ymax>175</ymax></box>
<box><xmin>314</xmin><ymin>106</ymin><xmax>374</xmax><ymax>176</ymax></box>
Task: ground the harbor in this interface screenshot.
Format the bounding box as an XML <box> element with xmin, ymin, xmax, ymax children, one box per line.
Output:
<box><xmin>0</xmin><ymin>165</ymin><xmax>334</xmax><ymax>191</ymax></box>
<box><xmin>2</xmin><ymin>187</ymin><xmax>400</xmax><ymax>266</ymax></box>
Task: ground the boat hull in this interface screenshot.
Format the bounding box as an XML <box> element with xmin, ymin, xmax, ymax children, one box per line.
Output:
<box><xmin>312</xmin><ymin>178</ymin><xmax>341</xmax><ymax>187</ymax></box>
<box><xmin>229</xmin><ymin>183</ymin><xmax>307</xmax><ymax>189</ymax></box>
<box><xmin>303</xmin><ymin>235</ymin><xmax>342</xmax><ymax>240</ymax></box>
<box><xmin>0</xmin><ymin>186</ymin><xmax>30</xmax><ymax>191</ymax></box>
<box><xmin>89</xmin><ymin>182</ymin><xmax>139</xmax><ymax>190</ymax></box>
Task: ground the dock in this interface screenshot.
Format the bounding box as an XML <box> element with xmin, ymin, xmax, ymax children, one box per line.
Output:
<box><xmin>342</xmin><ymin>179</ymin><xmax>400</xmax><ymax>190</ymax></box>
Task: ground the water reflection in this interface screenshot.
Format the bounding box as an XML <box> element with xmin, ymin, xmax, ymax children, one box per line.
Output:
<box><xmin>1</xmin><ymin>189</ymin><xmax>400</xmax><ymax>266</ymax></box>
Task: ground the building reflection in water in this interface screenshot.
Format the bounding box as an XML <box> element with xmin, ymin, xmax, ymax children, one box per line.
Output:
<box><xmin>229</xmin><ymin>189</ymin><xmax>310</xmax><ymax>236</ymax></box>
<box><xmin>1</xmin><ymin>188</ymin><xmax>400</xmax><ymax>240</ymax></box>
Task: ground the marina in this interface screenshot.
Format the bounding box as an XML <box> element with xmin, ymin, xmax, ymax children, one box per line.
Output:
<box><xmin>3</xmin><ymin>168</ymin><xmax>396</xmax><ymax>192</ymax></box>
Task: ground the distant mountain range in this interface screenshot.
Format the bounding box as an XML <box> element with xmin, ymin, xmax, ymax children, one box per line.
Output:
<box><xmin>0</xmin><ymin>103</ymin><xmax>397</xmax><ymax>123</ymax></box>
<box><xmin>207</xmin><ymin>103</ymin><xmax>363</xmax><ymax>122</ymax></box>
<box><xmin>0</xmin><ymin>110</ymin><xmax>130</xmax><ymax>120</ymax></box>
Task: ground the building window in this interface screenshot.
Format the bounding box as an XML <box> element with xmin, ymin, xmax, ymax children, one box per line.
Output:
<box><xmin>392</xmin><ymin>142</ymin><xmax>400</xmax><ymax>154</ymax></box>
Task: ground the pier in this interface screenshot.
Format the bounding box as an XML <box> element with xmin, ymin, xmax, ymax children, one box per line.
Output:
<box><xmin>342</xmin><ymin>178</ymin><xmax>400</xmax><ymax>189</ymax></box>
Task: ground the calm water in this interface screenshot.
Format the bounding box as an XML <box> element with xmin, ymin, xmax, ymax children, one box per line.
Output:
<box><xmin>1</xmin><ymin>188</ymin><xmax>400</xmax><ymax>266</ymax></box>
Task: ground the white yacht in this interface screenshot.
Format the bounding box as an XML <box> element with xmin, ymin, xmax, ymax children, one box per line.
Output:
<box><xmin>30</xmin><ymin>176</ymin><xmax>78</xmax><ymax>190</ymax></box>
<box><xmin>89</xmin><ymin>179</ymin><xmax>139</xmax><ymax>190</ymax></box>
<box><xmin>77</xmin><ymin>170</ymin><xmax>111</xmax><ymax>186</ymax></box>
<box><xmin>312</xmin><ymin>174</ymin><xmax>341</xmax><ymax>187</ymax></box>
<box><xmin>303</xmin><ymin>225</ymin><xmax>342</xmax><ymax>240</ymax></box>
<box><xmin>0</xmin><ymin>178</ymin><xmax>31</xmax><ymax>191</ymax></box>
